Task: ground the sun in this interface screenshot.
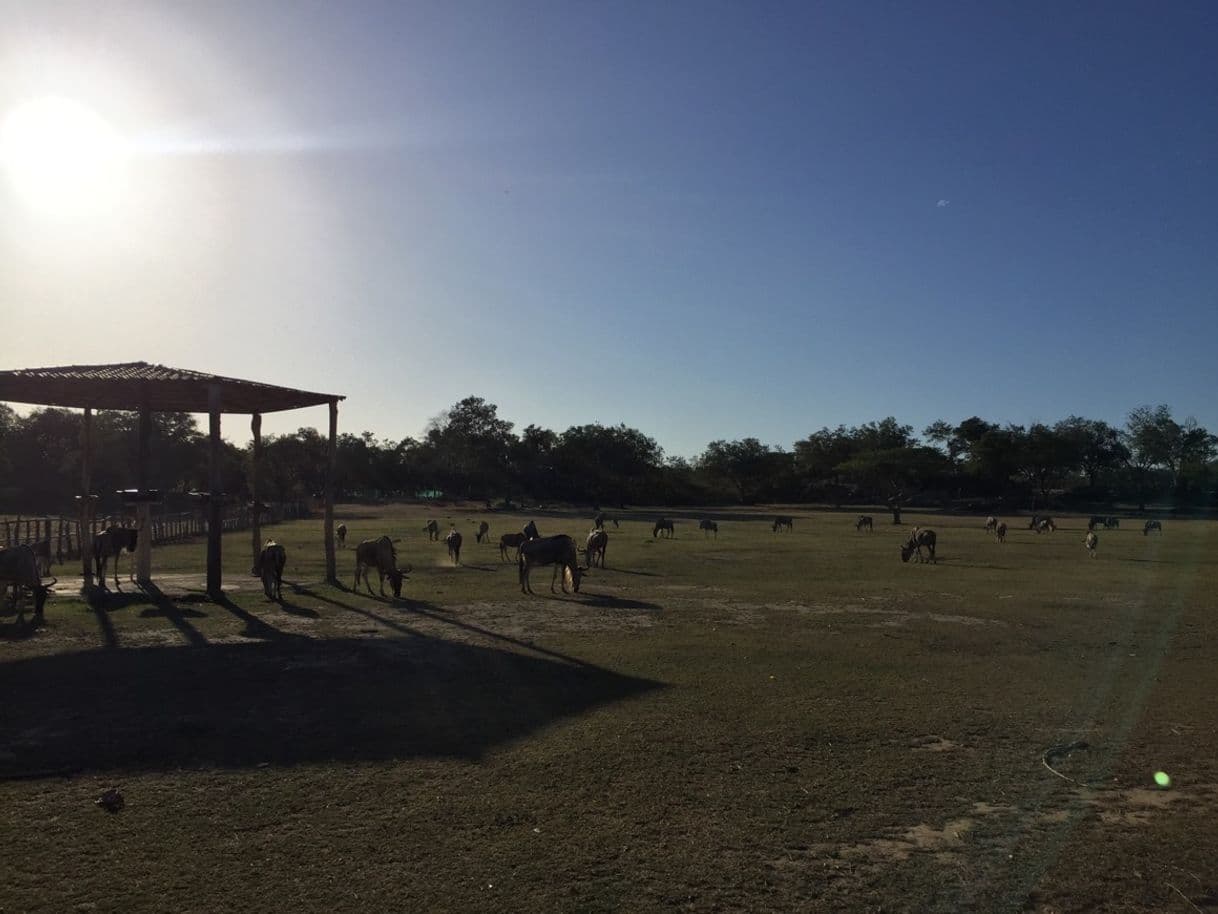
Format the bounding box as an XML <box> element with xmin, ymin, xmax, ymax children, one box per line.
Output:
<box><xmin>0</xmin><ymin>96</ymin><xmax>125</xmax><ymax>213</ymax></box>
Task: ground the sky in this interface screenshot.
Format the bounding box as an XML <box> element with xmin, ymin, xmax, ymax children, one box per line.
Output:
<box><xmin>1</xmin><ymin>0</ymin><xmax>1215</xmax><ymax>457</ymax></box>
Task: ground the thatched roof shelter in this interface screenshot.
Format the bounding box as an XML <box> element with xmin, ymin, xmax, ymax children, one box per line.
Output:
<box><xmin>0</xmin><ymin>361</ymin><xmax>344</xmax><ymax>597</ymax></box>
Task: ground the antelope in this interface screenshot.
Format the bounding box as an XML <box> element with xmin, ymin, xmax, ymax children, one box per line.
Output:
<box><xmin>354</xmin><ymin>536</ymin><xmax>409</xmax><ymax>598</ymax></box>
<box><xmin>586</xmin><ymin>529</ymin><xmax>608</xmax><ymax>568</ymax></box>
<box><xmin>499</xmin><ymin>532</ymin><xmax>527</xmax><ymax>562</ymax></box>
<box><xmin>1084</xmin><ymin>531</ymin><xmax>1098</xmax><ymax>557</ymax></box>
<box><xmin>653</xmin><ymin>518</ymin><xmax>675</xmax><ymax>539</ymax></box>
<box><xmin>423</xmin><ymin>519</ymin><xmax>440</xmax><ymax>541</ymax></box>
<box><xmin>900</xmin><ymin>528</ymin><xmax>937</xmax><ymax>564</ymax></box>
<box><xmin>446</xmin><ymin>528</ymin><xmax>463</xmax><ymax>565</ymax></box>
<box><xmin>773</xmin><ymin>516</ymin><xmax>793</xmax><ymax>533</ymax></box>
<box><xmin>336</xmin><ymin>523</ymin><xmax>348</xmax><ymax>548</ymax></box>
<box><xmin>0</xmin><ymin>544</ymin><xmax>56</xmax><ymax>617</ymax></box>
<box><xmin>475</xmin><ymin>520</ymin><xmax>490</xmax><ymax>544</ymax></box>
<box><xmin>93</xmin><ymin>526</ymin><xmax>139</xmax><ymax>588</ymax></box>
<box><xmin>519</xmin><ymin>535</ymin><xmax>582</xmax><ymax>595</ymax></box>
<box><xmin>985</xmin><ymin>516</ymin><xmax>998</xmax><ymax>534</ymax></box>
<box><xmin>699</xmin><ymin>519</ymin><xmax>718</xmax><ymax>537</ymax></box>
<box><xmin>996</xmin><ymin>521</ymin><xmax>1007</xmax><ymax>543</ymax></box>
<box><xmin>1144</xmin><ymin>520</ymin><xmax>1162</xmax><ymax>535</ymax></box>
<box><xmin>856</xmin><ymin>515</ymin><xmax>874</xmax><ymax>532</ymax></box>
<box><xmin>256</xmin><ymin>540</ymin><xmax>286</xmax><ymax>601</ymax></box>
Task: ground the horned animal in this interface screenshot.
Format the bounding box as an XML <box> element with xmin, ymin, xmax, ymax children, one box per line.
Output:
<box><xmin>996</xmin><ymin>521</ymin><xmax>1007</xmax><ymax>543</ymax></box>
<box><xmin>0</xmin><ymin>544</ymin><xmax>55</xmax><ymax>617</ymax></box>
<box><xmin>699</xmin><ymin>519</ymin><xmax>718</xmax><ymax>537</ymax></box>
<box><xmin>336</xmin><ymin>523</ymin><xmax>347</xmax><ymax>548</ymax></box>
<box><xmin>772</xmin><ymin>516</ymin><xmax>793</xmax><ymax>533</ymax></box>
<box><xmin>93</xmin><ymin>526</ymin><xmax>139</xmax><ymax>588</ymax></box>
<box><xmin>423</xmin><ymin>519</ymin><xmax>440</xmax><ymax>541</ymax></box>
<box><xmin>256</xmin><ymin>540</ymin><xmax>286</xmax><ymax>600</ymax></box>
<box><xmin>1144</xmin><ymin>520</ymin><xmax>1162</xmax><ymax>535</ymax></box>
<box><xmin>653</xmin><ymin>518</ymin><xmax>674</xmax><ymax>539</ymax></box>
<box><xmin>856</xmin><ymin>515</ymin><xmax>873</xmax><ymax>532</ymax></box>
<box><xmin>446</xmin><ymin>528</ymin><xmax>463</xmax><ymax>565</ymax></box>
<box><xmin>900</xmin><ymin>528</ymin><xmax>937</xmax><ymax>564</ymax></box>
<box><xmin>499</xmin><ymin>532</ymin><xmax>527</xmax><ymax>562</ymax></box>
<box><xmin>985</xmin><ymin>516</ymin><xmax>998</xmax><ymax>534</ymax></box>
<box><xmin>519</xmin><ymin>535</ymin><xmax>582</xmax><ymax>595</ymax></box>
<box><xmin>1084</xmin><ymin>531</ymin><xmax>1098</xmax><ymax>557</ymax></box>
<box><xmin>354</xmin><ymin>536</ymin><xmax>408</xmax><ymax>598</ymax></box>
<box><xmin>475</xmin><ymin>521</ymin><xmax>490</xmax><ymax>544</ymax></box>
<box><xmin>586</xmin><ymin>529</ymin><xmax>608</xmax><ymax>568</ymax></box>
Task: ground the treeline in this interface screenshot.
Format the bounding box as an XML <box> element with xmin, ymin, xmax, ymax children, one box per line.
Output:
<box><xmin>1</xmin><ymin>398</ymin><xmax>1215</xmax><ymax>514</ymax></box>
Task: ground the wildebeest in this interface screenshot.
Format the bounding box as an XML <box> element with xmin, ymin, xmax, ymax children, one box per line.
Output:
<box><xmin>699</xmin><ymin>519</ymin><xmax>718</xmax><ymax>537</ymax></box>
<box><xmin>336</xmin><ymin>523</ymin><xmax>347</xmax><ymax>548</ymax></box>
<box><xmin>1034</xmin><ymin>517</ymin><xmax>1056</xmax><ymax>534</ymax></box>
<box><xmin>519</xmin><ymin>534</ymin><xmax>582</xmax><ymax>595</ymax></box>
<box><xmin>856</xmin><ymin>515</ymin><xmax>873</xmax><ymax>533</ymax></box>
<box><xmin>900</xmin><ymin>528</ymin><xmax>937</xmax><ymax>564</ymax></box>
<box><xmin>773</xmin><ymin>516</ymin><xmax>793</xmax><ymax>533</ymax></box>
<box><xmin>446</xmin><ymin>528</ymin><xmax>463</xmax><ymax>565</ymax></box>
<box><xmin>0</xmin><ymin>544</ymin><xmax>55</xmax><ymax>617</ymax></box>
<box><xmin>1104</xmin><ymin>517</ymin><xmax>1120</xmax><ymax>529</ymax></box>
<box><xmin>593</xmin><ymin>512</ymin><xmax>607</xmax><ymax>530</ymax></box>
<box><xmin>996</xmin><ymin>521</ymin><xmax>1007</xmax><ymax>543</ymax></box>
<box><xmin>93</xmin><ymin>525</ymin><xmax>139</xmax><ymax>588</ymax></box>
<box><xmin>256</xmin><ymin>540</ymin><xmax>286</xmax><ymax>600</ymax></box>
<box><xmin>1084</xmin><ymin>531</ymin><xmax>1098</xmax><ymax>558</ymax></box>
<box><xmin>653</xmin><ymin>518</ymin><xmax>674</xmax><ymax>539</ymax></box>
<box><xmin>523</xmin><ymin>520</ymin><xmax>541</xmax><ymax>541</ymax></box>
<box><xmin>354</xmin><ymin>536</ymin><xmax>408</xmax><ymax>598</ymax></box>
<box><xmin>30</xmin><ymin>539</ymin><xmax>56</xmax><ymax>576</ymax></box>
<box><xmin>475</xmin><ymin>520</ymin><xmax>490</xmax><ymax>544</ymax></box>
<box><xmin>586</xmin><ymin>528</ymin><xmax>608</xmax><ymax>568</ymax></box>
<box><xmin>1144</xmin><ymin>520</ymin><xmax>1162</xmax><ymax>535</ymax></box>
<box><xmin>423</xmin><ymin>519</ymin><xmax>440</xmax><ymax>541</ymax></box>
<box><xmin>1087</xmin><ymin>515</ymin><xmax>1105</xmax><ymax>532</ymax></box>
<box><xmin>499</xmin><ymin>532</ymin><xmax>527</xmax><ymax>562</ymax></box>
<box><xmin>985</xmin><ymin>516</ymin><xmax>999</xmax><ymax>534</ymax></box>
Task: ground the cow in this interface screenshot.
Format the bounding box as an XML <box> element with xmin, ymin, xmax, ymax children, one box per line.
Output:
<box><xmin>336</xmin><ymin>523</ymin><xmax>348</xmax><ymax>548</ymax></box>
<box><xmin>985</xmin><ymin>516</ymin><xmax>999</xmax><ymax>534</ymax></box>
<box><xmin>446</xmin><ymin>529</ymin><xmax>463</xmax><ymax>565</ymax></box>
<box><xmin>519</xmin><ymin>535</ymin><xmax>582</xmax><ymax>595</ymax></box>
<box><xmin>93</xmin><ymin>526</ymin><xmax>139</xmax><ymax>588</ymax></box>
<box><xmin>773</xmin><ymin>516</ymin><xmax>793</xmax><ymax>533</ymax></box>
<box><xmin>423</xmin><ymin>519</ymin><xmax>440</xmax><ymax>541</ymax></box>
<box><xmin>475</xmin><ymin>521</ymin><xmax>490</xmax><ymax>544</ymax></box>
<box><xmin>255</xmin><ymin>540</ymin><xmax>286</xmax><ymax>601</ymax></box>
<box><xmin>1144</xmin><ymin>520</ymin><xmax>1162</xmax><ymax>536</ymax></box>
<box><xmin>499</xmin><ymin>532</ymin><xmax>527</xmax><ymax>562</ymax></box>
<box><xmin>856</xmin><ymin>515</ymin><xmax>874</xmax><ymax>533</ymax></box>
<box><xmin>354</xmin><ymin>536</ymin><xmax>408</xmax><ymax>598</ymax></box>
<box><xmin>996</xmin><ymin>521</ymin><xmax>1007</xmax><ymax>543</ymax></box>
<box><xmin>0</xmin><ymin>544</ymin><xmax>55</xmax><ymax>617</ymax></box>
<box><xmin>653</xmin><ymin>518</ymin><xmax>675</xmax><ymax>539</ymax></box>
<box><xmin>900</xmin><ymin>528</ymin><xmax>937</xmax><ymax>564</ymax></box>
<box><xmin>1084</xmin><ymin>531</ymin><xmax>1098</xmax><ymax>558</ymax></box>
<box><xmin>699</xmin><ymin>519</ymin><xmax>718</xmax><ymax>537</ymax></box>
<box><xmin>586</xmin><ymin>529</ymin><xmax>608</xmax><ymax>568</ymax></box>
<box><xmin>523</xmin><ymin>520</ymin><xmax>541</xmax><ymax>542</ymax></box>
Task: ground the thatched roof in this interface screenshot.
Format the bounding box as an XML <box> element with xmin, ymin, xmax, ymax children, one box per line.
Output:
<box><xmin>0</xmin><ymin>362</ymin><xmax>342</xmax><ymax>414</ymax></box>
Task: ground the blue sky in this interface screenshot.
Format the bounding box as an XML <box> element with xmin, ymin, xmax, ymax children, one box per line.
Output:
<box><xmin>1</xmin><ymin>1</ymin><xmax>1215</xmax><ymax>455</ymax></box>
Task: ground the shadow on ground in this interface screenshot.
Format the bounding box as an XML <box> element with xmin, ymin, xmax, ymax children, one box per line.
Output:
<box><xmin>0</xmin><ymin>633</ymin><xmax>663</xmax><ymax>778</ymax></box>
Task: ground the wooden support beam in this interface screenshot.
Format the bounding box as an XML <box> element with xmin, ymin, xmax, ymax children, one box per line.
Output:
<box><xmin>207</xmin><ymin>384</ymin><xmax>223</xmax><ymax>599</ymax></box>
<box><xmin>80</xmin><ymin>407</ymin><xmax>94</xmax><ymax>585</ymax></box>
<box><xmin>136</xmin><ymin>404</ymin><xmax>153</xmax><ymax>582</ymax></box>
<box><xmin>324</xmin><ymin>398</ymin><xmax>338</xmax><ymax>583</ymax></box>
<box><xmin>250</xmin><ymin>412</ymin><xmax>262</xmax><ymax>573</ymax></box>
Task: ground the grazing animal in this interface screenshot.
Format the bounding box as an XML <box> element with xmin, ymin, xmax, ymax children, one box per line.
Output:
<box><xmin>699</xmin><ymin>519</ymin><xmax>718</xmax><ymax>537</ymax></box>
<box><xmin>30</xmin><ymin>539</ymin><xmax>56</xmax><ymax>576</ymax></box>
<box><xmin>985</xmin><ymin>516</ymin><xmax>998</xmax><ymax>534</ymax></box>
<box><xmin>586</xmin><ymin>529</ymin><xmax>608</xmax><ymax>568</ymax></box>
<box><xmin>1084</xmin><ymin>531</ymin><xmax>1098</xmax><ymax>558</ymax></box>
<box><xmin>336</xmin><ymin>523</ymin><xmax>347</xmax><ymax>548</ymax></box>
<box><xmin>423</xmin><ymin>519</ymin><xmax>440</xmax><ymax>541</ymax></box>
<box><xmin>256</xmin><ymin>540</ymin><xmax>286</xmax><ymax>600</ymax></box>
<box><xmin>1144</xmin><ymin>520</ymin><xmax>1162</xmax><ymax>536</ymax></box>
<box><xmin>519</xmin><ymin>534</ymin><xmax>582</xmax><ymax>595</ymax></box>
<box><xmin>0</xmin><ymin>544</ymin><xmax>55</xmax><ymax>617</ymax></box>
<box><xmin>1028</xmin><ymin>515</ymin><xmax>1042</xmax><ymax>530</ymax></box>
<box><xmin>523</xmin><ymin>520</ymin><xmax>541</xmax><ymax>541</ymax></box>
<box><xmin>93</xmin><ymin>526</ymin><xmax>139</xmax><ymax>588</ymax></box>
<box><xmin>900</xmin><ymin>528</ymin><xmax>937</xmax><ymax>564</ymax></box>
<box><xmin>446</xmin><ymin>528</ymin><xmax>463</xmax><ymax>565</ymax></box>
<box><xmin>773</xmin><ymin>516</ymin><xmax>794</xmax><ymax>533</ymax></box>
<box><xmin>856</xmin><ymin>515</ymin><xmax>874</xmax><ymax>533</ymax></box>
<box><xmin>354</xmin><ymin>536</ymin><xmax>408</xmax><ymax>598</ymax></box>
<box><xmin>475</xmin><ymin>520</ymin><xmax>490</xmax><ymax>544</ymax></box>
<box><xmin>499</xmin><ymin>532</ymin><xmax>527</xmax><ymax>562</ymax></box>
<box><xmin>1104</xmin><ymin>517</ymin><xmax>1120</xmax><ymax>529</ymax></box>
<box><xmin>1087</xmin><ymin>515</ymin><xmax>1105</xmax><ymax>532</ymax></box>
<box><xmin>653</xmin><ymin>518</ymin><xmax>675</xmax><ymax>539</ymax></box>
<box><xmin>996</xmin><ymin>521</ymin><xmax>1007</xmax><ymax>543</ymax></box>
<box><xmin>1034</xmin><ymin>517</ymin><xmax>1056</xmax><ymax>534</ymax></box>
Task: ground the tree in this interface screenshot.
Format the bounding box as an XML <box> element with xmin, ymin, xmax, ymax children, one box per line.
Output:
<box><xmin>1054</xmin><ymin>416</ymin><xmax>1127</xmax><ymax>490</ymax></box>
<box><xmin>698</xmin><ymin>438</ymin><xmax>784</xmax><ymax>503</ymax></box>
<box><xmin>426</xmin><ymin>397</ymin><xmax>517</xmax><ymax>498</ymax></box>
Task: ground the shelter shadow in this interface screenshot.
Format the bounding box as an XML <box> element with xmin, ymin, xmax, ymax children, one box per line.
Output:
<box><xmin>0</xmin><ymin>636</ymin><xmax>663</xmax><ymax>778</ymax></box>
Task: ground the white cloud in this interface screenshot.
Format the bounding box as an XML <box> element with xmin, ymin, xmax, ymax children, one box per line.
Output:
<box><xmin>936</xmin><ymin>199</ymin><xmax>950</xmax><ymax>208</ymax></box>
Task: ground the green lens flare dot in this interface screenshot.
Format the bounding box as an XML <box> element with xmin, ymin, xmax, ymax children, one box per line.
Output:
<box><xmin>1154</xmin><ymin>771</ymin><xmax>1171</xmax><ymax>788</ymax></box>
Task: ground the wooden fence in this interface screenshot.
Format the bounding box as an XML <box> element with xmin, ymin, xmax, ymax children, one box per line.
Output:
<box><xmin>1</xmin><ymin>502</ymin><xmax>309</xmax><ymax>562</ymax></box>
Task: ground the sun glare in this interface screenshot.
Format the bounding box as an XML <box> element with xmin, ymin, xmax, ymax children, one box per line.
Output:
<box><xmin>0</xmin><ymin>96</ymin><xmax>125</xmax><ymax>213</ymax></box>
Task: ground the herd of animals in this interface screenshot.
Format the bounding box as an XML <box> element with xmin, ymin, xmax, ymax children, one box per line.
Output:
<box><xmin>0</xmin><ymin>507</ymin><xmax>1173</xmax><ymax>615</ymax></box>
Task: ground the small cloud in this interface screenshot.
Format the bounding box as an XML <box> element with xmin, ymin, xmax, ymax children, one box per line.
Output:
<box><xmin>936</xmin><ymin>199</ymin><xmax>950</xmax><ymax>208</ymax></box>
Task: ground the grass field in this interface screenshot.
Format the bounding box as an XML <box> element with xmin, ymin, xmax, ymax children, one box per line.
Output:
<box><xmin>2</xmin><ymin>504</ymin><xmax>1216</xmax><ymax>913</ymax></box>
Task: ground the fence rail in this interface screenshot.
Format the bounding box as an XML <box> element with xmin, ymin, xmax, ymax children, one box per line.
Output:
<box><xmin>1</xmin><ymin>502</ymin><xmax>309</xmax><ymax>562</ymax></box>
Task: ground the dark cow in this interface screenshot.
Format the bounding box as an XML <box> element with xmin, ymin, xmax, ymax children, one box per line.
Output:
<box><xmin>0</xmin><ymin>544</ymin><xmax>55</xmax><ymax>617</ymax></box>
<box><xmin>255</xmin><ymin>540</ymin><xmax>286</xmax><ymax>601</ymax></box>
<box><xmin>699</xmin><ymin>519</ymin><xmax>718</xmax><ymax>537</ymax></box>
<box><xmin>653</xmin><ymin>518</ymin><xmax>674</xmax><ymax>539</ymax></box>
<box><xmin>499</xmin><ymin>532</ymin><xmax>527</xmax><ymax>563</ymax></box>
<box><xmin>900</xmin><ymin>528</ymin><xmax>937</xmax><ymax>564</ymax></box>
<box><xmin>354</xmin><ymin>536</ymin><xmax>408</xmax><ymax>598</ymax></box>
<box><xmin>446</xmin><ymin>529</ymin><xmax>463</xmax><ymax>565</ymax></box>
<box><xmin>1144</xmin><ymin>520</ymin><xmax>1162</xmax><ymax>536</ymax></box>
<box><xmin>519</xmin><ymin>535</ymin><xmax>582</xmax><ymax>595</ymax></box>
<box><xmin>856</xmin><ymin>515</ymin><xmax>873</xmax><ymax>533</ymax></box>
<box><xmin>336</xmin><ymin>523</ymin><xmax>347</xmax><ymax>548</ymax></box>
<box><xmin>773</xmin><ymin>516</ymin><xmax>793</xmax><ymax>533</ymax></box>
<box><xmin>93</xmin><ymin>525</ymin><xmax>138</xmax><ymax>588</ymax></box>
<box><xmin>423</xmin><ymin>519</ymin><xmax>440</xmax><ymax>541</ymax></box>
<box><xmin>586</xmin><ymin>529</ymin><xmax>608</xmax><ymax>568</ymax></box>
<box><xmin>475</xmin><ymin>521</ymin><xmax>490</xmax><ymax>544</ymax></box>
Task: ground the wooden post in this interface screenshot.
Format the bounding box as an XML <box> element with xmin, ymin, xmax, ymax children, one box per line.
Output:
<box><xmin>136</xmin><ymin>405</ymin><xmax>153</xmax><ymax>582</ymax></box>
<box><xmin>207</xmin><ymin>384</ymin><xmax>223</xmax><ymax>599</ymax></box>
<box><xmin>80</xmin><ymin>407</ymin><xmax>94</xmax><ymax>585</ymax></box>
<box><xmin>324</xmin><ymin>398</ymin><xmax>338</xmax><ymax>583</ymax></box>
<box><xmin>250</xmin><ymin>413</ymin><xmax>262</xmax><ymax>573</ymax></box>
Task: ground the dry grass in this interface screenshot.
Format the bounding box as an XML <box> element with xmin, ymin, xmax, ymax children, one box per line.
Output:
<box><xmin>2</xmin><ymin>504</ymin><xmax>1216</xmax><ymax>913</ymax></box>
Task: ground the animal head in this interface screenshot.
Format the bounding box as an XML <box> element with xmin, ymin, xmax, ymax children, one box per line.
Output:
<box><xmin>900</xmin><ymin>541</ymin><xmax>915</xmax><ymax>563</ymax></box>
<box><xmin>388</xmin><ymin>569</ymin><xmax>404</xmax><ymax>598</ymax></box>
